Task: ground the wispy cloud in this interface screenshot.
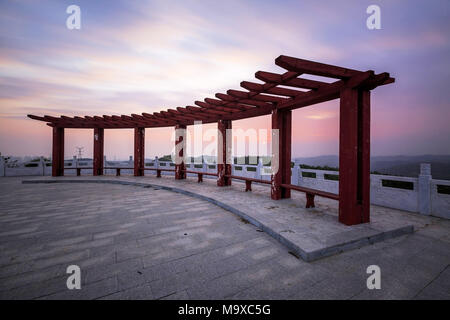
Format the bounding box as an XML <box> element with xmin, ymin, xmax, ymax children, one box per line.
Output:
<box><xmin>0</xmin><ymin>0</ymin><xmax>449</xmax><ymax>157</ymax></box>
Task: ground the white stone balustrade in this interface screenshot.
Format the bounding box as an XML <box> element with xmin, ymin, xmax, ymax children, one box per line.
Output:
<box><xmin>1</xmin><ymin>158</ymin><xmax>449</xmax><ymax>219</ymax></box>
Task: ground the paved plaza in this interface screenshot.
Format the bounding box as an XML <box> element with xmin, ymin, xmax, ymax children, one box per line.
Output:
<box><xmin>0</xmin><ymin>176</ymin><xmax>449</xmax><ymax>299</ymax></box>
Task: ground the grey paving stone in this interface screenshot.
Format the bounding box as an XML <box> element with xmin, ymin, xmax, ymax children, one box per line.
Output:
<box><xmin>40</xmin><ymin>276</ymin><xmax>118</xmax><ymax>300</ymax></box>
<box><xmin>84</xmin><ymin>258</ymin><xmax>143</xmax><ymax>284</ymax></box>
<box><xmin>100</xmin><ymin>283</ymin><xmax>154</xmax><ymax>300</ymax></box>
<box><xmin>0</xmin><ymin>177</ymin><xmax>448</xmax><ymax>299</ymax></box>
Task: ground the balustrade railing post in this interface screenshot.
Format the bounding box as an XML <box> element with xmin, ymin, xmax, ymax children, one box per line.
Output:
<box><xmin>418</xmin><ymin>163</ymin><xmax>432</xmax><ymax>215</ymax></box>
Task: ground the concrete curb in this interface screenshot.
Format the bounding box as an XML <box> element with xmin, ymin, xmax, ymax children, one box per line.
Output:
<box><xmin>22</xmin><ymin>179</ymin><xmax>414</xmax><ymax>262</ymax></box>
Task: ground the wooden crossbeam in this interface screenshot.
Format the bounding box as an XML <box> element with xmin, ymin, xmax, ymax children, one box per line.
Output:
<box><xmin>175</xmin><ymin>107</ymin><xmax>218</xmax><ymax>123</ymax></box>
<box><xmin>255</xmin><ymin>71</ymin><xmax>325</xmax><ymax>90</ymax></box>
<box><xmin>142</xmin><ymin>112</ymin><xmax>176</xmax><ymax>126</ymax></box>
<box><xmin>161</xmin><ymin>110</ymin><xmax>195</xmax><ymax>122</ymax></box>
<box><xmin>213</xmin><ymin>94</ymin><xmax>255</xmax><ymax>110</ymax></box>
<box><xmin>131</xmin><ymin>113</ymin><xmax>173</xmax><ymax>126</ymax></box>
<box><xmin>44</xmin><ymin>115</ymin><xmax>62</xmax><ymax>122</ymax></box>
<box><xmin>276</xmin><ymin>71</ymin><xmax>391</xmax><ymax>111</ymax></box>
<box><xmin>199</xmin><ymin>100</ymin><xmax>242</xmax><ymax>113</ymax></box>
<box><xmin>240</xmin><ymin>81</ymin><xmax>304</xmax><ymax>98</ymax></box>
<box><xmin>167</xmin><ymin>109</ymin><xmax>199</xmax><ymax>120</ymax></box>
<box><xmin>186</xmin><ymin>105</ymin><xmax>228</xmax><ymax>116</ymax></box>
<box><xmin>275</xmin><ymin>55</ymin><xmax>361</xmax><ymax>79</ymax></box>
<box><xmin>216</xmin><ymin>93</ymin><xmax>273</xmax><ymax>108</ymax></box>
<box><xmin>227</xmin><ymin>89</ymin><xmax>286</xmax><ymax>103</ymax></box>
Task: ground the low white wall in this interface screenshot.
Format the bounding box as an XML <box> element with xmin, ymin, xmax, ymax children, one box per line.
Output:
<box><xmin>370</xmin><ymin>174</ymin><xmax>418</xmax><ymax>212</ymax></box>
<box><xmin>431</xmin><ymin>179</ymin><xmax>450</xmax><ymax>219</ymax></box>
<box><xmin>2</xmin><ymin>157</ymin><xmax>449</xmax><ymax>219</ymax></box>
<box><xmin>298</xmin><ymin>169</ymin><xmax>339</xmax><ymax>194</ymax></box>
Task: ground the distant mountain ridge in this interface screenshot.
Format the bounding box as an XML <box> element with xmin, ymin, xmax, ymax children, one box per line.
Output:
<box><xmin>293</xmin><ymin>155</ymin><xmax>450</xmax><ymax>180</ymax></box>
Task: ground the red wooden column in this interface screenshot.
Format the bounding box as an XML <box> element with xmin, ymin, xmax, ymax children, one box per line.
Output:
<box><xmin>339</xmin><ymin>88</ymin><xmax>371</xmax><ymax>225</ymax></box>
<box><xmin>52</xmin><ymin>127</ymin><xmax>64</xmax><ymax>177</ymax></box>
<box><xmin>174</xmin><ymin>124</ymin><xmax>186</xmax><ymax>179</ymax></box>
<box><xmin>217</xmin><ymin>119</ymin><xmax>232</xmax><ymax>186</ymax></box>
<box><xmin>134</xmin><ymin>127</ymin><xmax>145</xmax><ymax>176</ymax></box>
<box><xmin>271</xmin><ymin>109</ymin><xmax>292</xmax><ymax>200</ymax></box>
<box><xmin>93</xmin><ymin>128</ymin><xmax>104</xmax><ymax>176</ymax></box>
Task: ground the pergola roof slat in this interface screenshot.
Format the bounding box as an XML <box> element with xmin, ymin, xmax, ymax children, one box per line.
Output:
<box><xmin>200</xmin><ymin>99</ymin><xmax>244</xmax><ymax>113</ymax></box>
<box><xmin>255</xmin><ymin>71</ymin><xmax>325</xmax><ymax>90</ymax></box>
<box><xmin>275</xmin><ymin>55</ymin><xmax>361</xmax><ymax>79</ymax></box>
<box><xmin>240</xmin><ymin>81</ymin><xmax>304</xmax><ymax>98</ymax></box>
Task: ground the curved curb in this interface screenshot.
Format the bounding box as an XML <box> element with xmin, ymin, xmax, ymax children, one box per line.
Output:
<box><xmin>22</xmin><ymin>179</ymin><xmax>414</xmax><ymax>262</ymax></box>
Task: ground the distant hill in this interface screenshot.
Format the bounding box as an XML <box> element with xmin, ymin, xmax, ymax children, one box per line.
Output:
<box><xmin>293</xmin><ymin>155</ymin><xmax>450</xmax><ymax>180</ymax></box>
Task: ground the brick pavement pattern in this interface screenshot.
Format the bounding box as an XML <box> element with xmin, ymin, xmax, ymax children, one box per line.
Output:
<box><xmin>0</xmin><ymin>177</ymin><xmax>448</xmax><ymax>299</ymax></box>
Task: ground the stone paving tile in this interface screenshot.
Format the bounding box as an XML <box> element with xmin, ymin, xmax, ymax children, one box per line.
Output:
<box><xmin>99</xmin><ymin>283</ymin><xmax>155</xmax><ymax>300</ymax></box>
<box><xmin>0</xmin><ymin>264</ymin><xmax>67</xmax><ymax>291</ymax></box>
<box><xmin>0</xmin><ymin>177</ymin><xmax>449</xmax><ymax>300</ymax></box>
<box><xmin>40</xmin><ymin>276</ymin><xmax>118</xmax><ymax>300</ymax></box>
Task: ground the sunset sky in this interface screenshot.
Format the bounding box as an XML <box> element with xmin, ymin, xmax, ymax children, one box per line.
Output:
<box><xmin>0</xmin><ymin>0</ymin><xmax>449</xmax><ymax>160</ymax></box>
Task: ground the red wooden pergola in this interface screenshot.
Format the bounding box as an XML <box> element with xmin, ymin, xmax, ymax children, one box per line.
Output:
<box><xmin>28</xmin><ymin>55</ymin><xmax>394</xmax><ymax>225</ymax></box>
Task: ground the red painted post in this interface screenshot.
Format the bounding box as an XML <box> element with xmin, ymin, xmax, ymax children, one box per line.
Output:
<box><xmin>271</xmin><ymin>109</ymin><xmax>292</xmax><ymax>200</ymax></box>
<box><xmin>93</xmin><ymin>128</ymin><xmax>104</xmax><ymax>176</ymax></box>
<box><xmin>217</xmin><ymin>120</ymin><xmax>232</xmax><ymax>186</ymax></box>
<box><xmin>52</xmin><ymin>127</ymin><xmax>64</xmax><ymax>177</ymax></box>
<box><xmin>175</xmin><ymin>124</ymin><xmax>186</xmax><ymax>179</ymax></box>
<box><xmin>339</xmin><ymin>88</ymin><xmax>371</xmax><ymax>225</ymax></box>
<box><xmin>134</xmin><ymin>127</ymin><xmax>145</xmax><ymax>176</ymax></box>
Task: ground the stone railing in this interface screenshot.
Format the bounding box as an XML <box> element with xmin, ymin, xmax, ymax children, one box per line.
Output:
<box><xmin>1</xmin><ymin>156</ymin><xmax>448</xmax><ymax>219</ymax></box>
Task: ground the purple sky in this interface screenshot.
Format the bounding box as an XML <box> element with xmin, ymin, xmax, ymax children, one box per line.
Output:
<box><xmin>0</xmin><ymin>0</ymin><xmax>449</xmax><ymax>159</ymax></box>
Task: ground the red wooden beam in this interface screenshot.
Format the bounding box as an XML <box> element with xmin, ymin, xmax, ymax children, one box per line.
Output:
<box><xmin>216</xmin><ymin>93</ymin><xmax>273</xmax><ymax>108</ymax></box>
<box><xmin>43</xmin><ymin>115</ymin><xmax>64</xmax><ymax>124</ymax></box>
<box><xmin>227</xmin><ymin>89</ymin><xmax>287</xmax><ymax>103</ymax></box>
<box><xmin>167</xmin><ymin>109</ymin><xmax>199</xmax><ymax>120</ymax></box>
<box><xmin>197</xmin><ymin>100</ymin><xmax>238</xmax><ymax>113</ymax></box>
<box><xmin>255</xmin><ymin>71</ymin><xmax>325</xmax><ymax>90</ymax></box>
<box><xmin>134</xmin><ymin>127</ymin><xmax>145</xmax><ymax>176</ymax></box>
<box><xmin>275</xmin><ymin>71</ymin><xmax>384</xmax><ymax>111</ymax></box>
<box><xmin>112</xmin><ymin>115</ymin><xmax>135</xmax><ymax>126</ymax></box>
<box><xmin>275</xmin><ymin>55</ymin><xmax>361</xmax><ymax>79</ymax></box>
<box><xmin>339</xmin><ymin>88</ymin><xmax>371</xmax><ymax>225</ymax></box>
<box><xmin>176</xmin><ymin>107</ymin><xmax>210</xmax><ymax>118</ymax></box>
<box><xmin>52</xmin><ymin>127</ymin><xmax>64</xmax><ymax>177</ymax></box>
<box><xmin>240</xmin><ymin>81</ymin><xmax>304</xmax><ymax>98</ymax></box>
<box><xmin>132</xmin><ymin>114</ymin><xmax>168</xmax><ymax>127</ymax></box>
<box><xmin>161</xmin><ymin>110</ymin><xmax>204</xmax><ymax>123</ymax></box>
<box><xmin>93</xmin><ymin>128</ymin><xmax>104</xmax><ymax>176</ymax></box>
<box><xmin>171</xmin><ymin>109</ymin><xmax>215</xmax><ymax>123</ymax></box>
<box><xmin>213</xmin><ymin>94</ymin><xmax>255</xmax><ymax>110</ymax></box>
<box><xmin>271</xmin><ymin>109</ymin><xmax>291</xmax><ymax>200</ymax></box>
<box><xmin>217</xmin><ymin>119</ymin><xmax>232</xmax><ymax>187</ymax></box>
<box><xmin>142</xmin><ymin>113</ymin><xmax>176</xmax><ymax>126</ymax></box>
<box><xmin>174</xmin><ymin>124</ymin><xmax>186</xmax><ymax>179</ymax></box>
<box><xmin>218</xmin><ymin>103</ymin><xmax>274</xmax><ymax>122</ymax></box>
<box><xmin>28</xmin><ymin>114</ymin><xmax>47</xmax><ymax>122</ymax></box>
<box><xmin>122</xmin><ymin>114</ymin><xmax>157</xmax><ymax>127</ymax></box>
<box><xmin>186</xmin><ymin>105</ymin><xmax>227</xmax><ymax>116</ymax></box>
